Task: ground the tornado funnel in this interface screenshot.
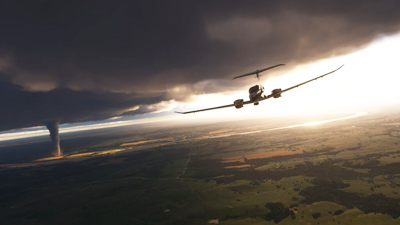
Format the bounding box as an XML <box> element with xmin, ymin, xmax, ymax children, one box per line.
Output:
<box><xmin>44</xmin><ymin>120</ymin><xmax>62</xmax><ymax>157</ymax></box>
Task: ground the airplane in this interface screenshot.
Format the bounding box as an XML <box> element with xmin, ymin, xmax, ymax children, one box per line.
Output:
<box><xmin>176</xmin><ymin>64</ymin><xmax>344</xmax><ymax>114</ymax></box>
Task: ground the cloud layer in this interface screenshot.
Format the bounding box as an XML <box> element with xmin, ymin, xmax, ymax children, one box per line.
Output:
<box><xmin>1</xmin><ymin>0</ymin><xmax>400</xmax><ymax>131</ymax></box>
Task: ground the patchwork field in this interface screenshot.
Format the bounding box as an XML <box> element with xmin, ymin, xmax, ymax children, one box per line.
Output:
<box><xmin>1</xmin><ymin>112</ymin><xmax>400</xmax><ymax>224</ymax></box>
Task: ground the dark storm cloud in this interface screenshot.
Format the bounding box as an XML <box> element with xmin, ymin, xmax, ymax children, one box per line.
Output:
<box><xmin>1</xmin><ymin>0</ymin><xmax>400</xmax><ymax>131</ymax></box>
<box><xmin>0</xmin><ymin>81</ymin><xmax>165</xmax><ymax>131</ymax></box>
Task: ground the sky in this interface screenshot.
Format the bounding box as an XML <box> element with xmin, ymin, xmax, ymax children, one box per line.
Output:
<box><xmin>1</xmin><ymin>0</ymin><xmax>400</xmax><ymax>138</ymax></box>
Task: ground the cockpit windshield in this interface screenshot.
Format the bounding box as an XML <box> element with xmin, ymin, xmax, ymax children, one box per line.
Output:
<box><xmin>249</xmin><ymin>85</ymin><xmax>259</xmax><ymax>94</ymax></box>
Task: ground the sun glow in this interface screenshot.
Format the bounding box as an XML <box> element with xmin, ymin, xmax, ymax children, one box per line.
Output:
<box><xmin>174</xmin><ymin>33</ymin><xmax>400</xmax><ymax>120</ymax></box>
<box><xmin>272</xmin><ymin>112</ymin><xmax>368</xmax><ymax>129</ymax></box>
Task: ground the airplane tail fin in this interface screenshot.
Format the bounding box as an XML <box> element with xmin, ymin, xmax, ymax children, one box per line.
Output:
<box><xmin>232</xmin><ymin>64</ymin><xmax>285</xmax><ymax>80</ymax></box>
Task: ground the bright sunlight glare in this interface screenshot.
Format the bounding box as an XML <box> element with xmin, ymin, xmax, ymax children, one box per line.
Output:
<box><xmin>174</xmin><ymin>32</ymin><xmax>400</xmax><ymax>121</ymax></box>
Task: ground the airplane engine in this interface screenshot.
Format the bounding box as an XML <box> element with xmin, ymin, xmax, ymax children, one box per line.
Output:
<box><xmin>271</xmin><ymin>88</ymin><xmax>282</xmax><ymax>98</ymax></box>
<box><xmin>234</xmin><ymin>99</ymin><xmax>244</xmax><ymax>109</ymax></box>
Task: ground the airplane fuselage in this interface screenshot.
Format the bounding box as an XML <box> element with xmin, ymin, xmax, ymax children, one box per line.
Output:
<box><xmin>249</xmin><ymin>85</ymin><xmax>265</xmax><ymax>102</ymax></box>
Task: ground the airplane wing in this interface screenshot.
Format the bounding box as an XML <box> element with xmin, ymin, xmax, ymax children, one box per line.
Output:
<box><xmin>175</xmin><ymin>101</ymin><xmax>253</xmax><ymax>114</ymax></box>
<box><xmin>176</xmin><ymin>65</ymin><xmax>343</xmax><ymax>114</ymax></box>
<box><xmin>261</xmin><ymin>64</ymin><xmax>344</xmax><ymax>99</ymax></box>
<box><xmin>279</xmin><ymin>65</ymin><xmax>344</xmax><ymax>94</ymax></box>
